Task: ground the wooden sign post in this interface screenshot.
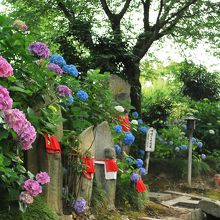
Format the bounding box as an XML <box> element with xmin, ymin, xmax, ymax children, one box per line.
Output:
<box><xmin>145</xmin><ymin>127</ymin><xmax>156</xmax><ymax>173</ymax></box>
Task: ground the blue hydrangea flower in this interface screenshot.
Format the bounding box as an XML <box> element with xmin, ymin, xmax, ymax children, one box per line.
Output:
<box><xmin>130</xmin><ymin>173</ymin><xmax>139</xmax><ymax>183</ymax></box>
<box><xmin>137</xmin><ymin>119</ymin><xmax>143</xmax><ymax>124</ymax></box>
<box><xmin>201</xmin><ymin>154</ymin><xmax>206</xmax><ymax>160</ymax></box>
<box><xmin>49</xmin><ymin>54</ymin><xmax>66</xmax><ymax>67</ymax></box>
<box><xmin>180</xmin><ymin>144</ymin><xmax>187</xmax><ymax>151</ymax></box>
<box><xmin>169</xmin><ymin>141</ymin><xmax>173</xmax><ymax>145</ymax></box>
<box><xmin>62</xmin><ymin>64</ymin><xmax>78</xmax><ymax>77</ymax></box>
<box><xmin>114</xmin><ymin>144</ymin><xmax>121</xmax><ymax>155</ymax></box>
<box><xmin>66</xmin><ymin>95</ymin><xmax>74</xmax><ymax>106</ymax></box>
<box><xmin>197</xmin><ymin>142</ymin><xmax>203</xmax><ymax>148</ymax></box>
<box><xmin>140</xmin><ymin>150</ymin><xmax>145</xmax><ymax>156</ymax></box>
<box><xmin>175</xmin><ymin>147</ymin><xmax>180</xmax><ymax>152</ymax></box>
<box><xmin>76</xmin><ymin>90</ymin><xmax>89</xmax><ymax>101</ymax></box>
<box><xmin>140</xmin><ymin>126</ymin><xmax>148</xmax><ymax>134</ymax></box>
<box><xmin>135</xmin><ymin>159</ymin><xmax>143</xmax><ymax>168</ymax></box>
<box><xmin>126</xmin><ymin>157</ymin><xmax>133</xmax><ymax>164</ymax></box>
<box><xmin>113</xmin><ymin>125</ymin><xmax>123</xmax><ymax>134</ymax></box>
<box><xmin>192</xmin><ymin>137</ymin><xmax>196</xmax><ymax>143</ymax></box>
<box><xmin>123</xmin><ymin>132</ymin><xmax>135</xmax><ymax>146</ymax></box>
<box><xmin>140</xmin><ymin>167</ymin><xmax>147</xmax><ymax>176</ymax></box>
<box><xmin>132</xmin><ymin>111</ymin><xmax>139</xmax><ymax>117</ymax></box>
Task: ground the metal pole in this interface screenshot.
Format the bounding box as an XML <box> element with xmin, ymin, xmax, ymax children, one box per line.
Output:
<box><xmin>145</xmin><ymin>152</ymin><xmax>151</xmax><ymax>173</ymax></box>
<box><xmin>188</xmin><ymin>130</ymin><xmax>193</xmax><ymax>187</ymax></box>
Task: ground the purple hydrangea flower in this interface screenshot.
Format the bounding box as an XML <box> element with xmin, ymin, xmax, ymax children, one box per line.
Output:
<box><xmin>197</xmin><ymin>142</ymin><xmax>203</xmax><ymax>148</ymax></box>
<box><xmin>0</xmin><ymin>85</ymin><xmax>13</xmax><ymax>110</ymax></box>
<box><xmin>132</xmin><ymin>111</ymin><xmax>139</xmax><ymax>117</ymax></box>
<box><xmin>201</xmin><ymin>154</ymin><xmax>206</xmax><ymax>160</ymax></box>
<box><xmin>47</xmin><ymin>63</ymin><xmax>63</xmax><ymax>75</ymax></box>
<box><xmin>114</xmin><ymin>144</ymin><xmax>121</xmax><ymax>155</ymax></box>
<box><xmin>73</xmin><ymin>198</ymin><xmax>87</xmax><ymax>214</ymax></box>
<box><xmin>76</xmin><ymin>90</ymin><xmax>89</xmax><ymax>101</ymax></box>
<box><xmin>123</xmin><ymin>132</ymin><xmax>135</xmax><ymax>146</ymax></box>
<box><xmin>36</xmin><ymin>172</ymin><xmax>50</xmax><ymax>185</ymax></box>
<box><xmin>135</xmin><ymin>159</ymin><xmax>143</xmax><ymax>168</ymax></box>
<box><xmin>180</xmin><ymin>144</ymin><xmax>187</xmax><ymax>151</ymax></box>
<box><xmin>23</xmin><ymin>179</ymin><xmax>42</xmax><ymax>197</ymax></box>
<box><xmin>19</xmin><ymin>191</ymin><xmax>33</xmax><ymax>204</ymax></box>
<box><xmin>140</xmin><ymin>126</ymin><xmax>148</xmax><ymax>134</ymax></box>
<box><xmin>130</xmin><ymin>173</ymin><xmax>139</xmax><ymax>183</ymax></box>
<box><xmin>62</xmin><ymin>64</ymin><xmax>78</xmax><ymax>77</ymax></box>
<box><xmin>28</xmin><ymin>42</ymin><xmax>50</xmax><ymax>58</ymax></box>
<box><xmin>49</xmin><ymin>54</ymin><xmax>66</xmax><ymax>67</ymax></box>
<box><xmin>57</xmin><ymin>85</ymin><xmax>72</xmax><ymax>97</ymax></box>
<box><xmin>113</xmin><ymin>125</ymin><xmax>122</xmax><ymax>134</ymax></box>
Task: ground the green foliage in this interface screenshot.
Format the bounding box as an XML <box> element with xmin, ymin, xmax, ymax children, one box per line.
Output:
<box><xmin>175</xmin><ymin>62</ymin><xmax>220</xmax><ymax>101</ymax></box>
<box><xmin>0</xmin><ymin>196</ymin><xmax>58</xmax><ymax>220</ymax></box>
<box><xmin>191</xmin><ymin>100</ymin><xmax>220</xmax><ymax>151</ymax></box>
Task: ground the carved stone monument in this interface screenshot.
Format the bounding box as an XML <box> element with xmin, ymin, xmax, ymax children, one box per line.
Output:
<box><xmin>94</xmin><ymin>121</ymin><xmax>117</xmax><ymax>210</ymax></box>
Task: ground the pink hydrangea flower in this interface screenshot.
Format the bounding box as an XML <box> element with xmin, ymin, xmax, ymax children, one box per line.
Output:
<box><xmin>47</xmin><ymin>63</ymin><xmax>63</xmax><ymax>75</ymax></box>
<box><xmin>13</xmin><ymin>19</ymin><xmax>28</xmax><ymax>31</ymax></box>
<box><xmin>0</xmin><ymin>85</ymin><xmax>13</xmax><ymax>110</ymax></box>
<box><xmin>23</xmin><ymin>179</ymin><xmax>42</xmax><ymax>197</ymax></box>
<box><xmin>36</xmin><ymin>172</ymin><xmax>50</xmax><ymax>185</ymax></box>
<box><xmin>28</xmin><ymin>42</ymin><xmax>50</xmax><ymax>58</ymax></box>
<box><xmin>18</xmin><ymin>121</ymin><xmax>36</xmax><ymax>150</ymax></box>
<box><xmin>3</xmin><ymin>109</ymin><xmax>36</xmax><ymax>150</ymax></box>
<box><xmin>19</xmin><ymin>191</ymin><xmax>33</xmax><ymax>204</ymax></box>
<box><xmin>57</xmin><ymin>85</ymin><xmax>72</xmax><ymax>97</ymax></box>
<box><xmin>0</xmin><ymin>56</ymin><xmax>13</xmax><ymax>77</ymax></box>
<box><xmin>3</xmin><ymin>109</ymin><xmax>27</xmax><ymax>133</ymax></box>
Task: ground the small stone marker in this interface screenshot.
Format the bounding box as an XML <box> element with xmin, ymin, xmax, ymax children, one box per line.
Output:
<box><xmin>76</xmin><ymin>126</ymin><xmax>95</xmax><ymax>205</ymax></box>
<box><xmin>145</xmin><ymin>128</ymin><xmax>156</xmax><ymax>173</ymax></box>
<box><xmin>94</xmin><ymin>121</ymin><xmax>116</xmax><ymax>210</ymax></box>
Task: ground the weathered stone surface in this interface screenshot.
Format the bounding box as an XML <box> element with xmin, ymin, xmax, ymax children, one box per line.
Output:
<box><xmin>59</xmin><ymin>215</ymin><xmax>72</xmax><ymax>220</ymax></box>
<box><xmin>76</xmin><ymin>126</ymin><xmax>95</xmax><ymax>205</ymax></box>
<box><xmin>162</xmin><ymin>196</ymin><xmax>192</xmax><ymax>206</ymax></box>
<box><xmin>94</xmin><ymin>121</ymin><xmax>116</xmax><ymax>210</ymax></box>
<box><xmin>109</xmin><ymin>74</ymin><xmax>131</xmax><ymax>102</ymax></box>
<box><xmin>199</xmin><ymin>200</ymin><xmax>220</xmax><ymax>218</ymax></box>
<box><xmin>149</xmin><ymin>192</ymin><xmax>172</xmax><ymax>202</ymax></box>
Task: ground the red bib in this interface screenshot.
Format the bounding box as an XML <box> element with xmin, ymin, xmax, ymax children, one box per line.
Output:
<box><xmin>44</xmin><ymin>134</ymin><xmax>61</xmax><ymax>154</ymax></box>
<box><xmin>135</xmin><ymin>179</ymin><xmax>147</xmax><ymax>193</ymax></box>
<box><xmin>117</xmin><ymin>115</ymin><xmax>130</xmax><ymax>132</ymax></box>
<box><xmin>105</xmin><ymin>159</ymin><xmax>118</xmax><ymax>172</ymax></box>
<box><xmin>82</xmin><ymin>157</ymin><xmax>95</xmax><ymax>180</ymax></box>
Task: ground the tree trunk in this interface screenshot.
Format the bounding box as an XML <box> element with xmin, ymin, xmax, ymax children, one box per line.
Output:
<box><xmin>124</xmin><ymin>60</ymin><xmax>142</xmax><ymax>114</ymax></box>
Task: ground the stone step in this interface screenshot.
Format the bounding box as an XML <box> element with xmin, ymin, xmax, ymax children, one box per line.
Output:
<box><xmin>162</xmin><ymin>196</ymin><xmax>191</xmax><ymax>206</ymax></box>
<box><xmin>164</xmin><ymin>190</ymin><xmax>204</xmax><ymax>200</ymax></box>
<box><xmin>174</xmin><ymin>199</ymin><xmax>200</xmax><ymax>209</ymax></box>
<box><xmin>198</xmin><ymin>199</ymin><xmax>220</xmax><ymax>218</ymax></box>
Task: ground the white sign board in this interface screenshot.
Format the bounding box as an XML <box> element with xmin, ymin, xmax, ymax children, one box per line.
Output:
<box><xmin>145</xmin><ymin>127</ymin><xmax>156</xmax><ymax>152</ymax></box>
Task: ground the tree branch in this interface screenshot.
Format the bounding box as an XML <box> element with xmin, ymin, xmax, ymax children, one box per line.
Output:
<box><xmin>56</xmin><ymin>1</ymin><xmax>75</xmax><ymax>20</ymax></box>
<box><xmin>142</xmin><ymin>0</ymin><xmax>151</xmax><ymax>31</ymax></box>
<box><xmin>118</xmin><ymin>0</ymin><xmax>132</xmax><ymax>20</ymax></box>
<box><xmin>100</xmin><ymin>0</ymin><xmax>113</xmax><ymax>19</ymax></box>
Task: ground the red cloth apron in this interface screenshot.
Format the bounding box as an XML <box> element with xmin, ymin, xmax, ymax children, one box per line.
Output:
<box><xmin>135</xmin><ymin>179</ymin><xmax>147</xmax><ymax>193</ymax></box>
<box><xmin>82</xmin><ymin>157</ymin><xmax>95</xmax><ymax>180</ymax></box>
<box><xmin>105</xmin><ymin>159</ymin><xmax>118</xmax><ymax>172</ymax></box>
<box><xmin>44</xmin><ymin>134</ymin><xmax>61</xmax><ymax>154</ymax></box>
<box><xmin>117</xmin><ymin>115</ymin><xmax>130</xmax><ymax>132</ymax></box>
